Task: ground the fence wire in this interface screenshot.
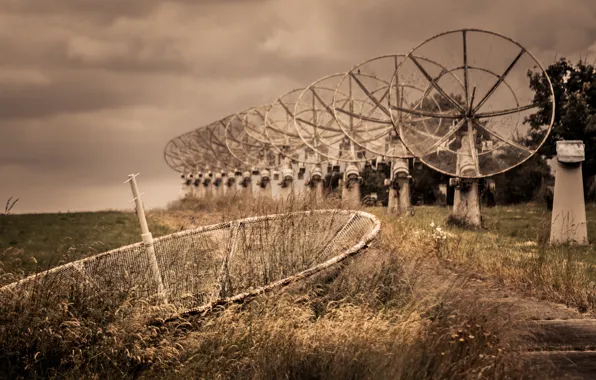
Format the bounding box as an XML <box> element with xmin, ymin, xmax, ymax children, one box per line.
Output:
<box><xmin>0</xmin><ymin>210</ymin><xmax>380</xmax><ymax>316</ymax></box>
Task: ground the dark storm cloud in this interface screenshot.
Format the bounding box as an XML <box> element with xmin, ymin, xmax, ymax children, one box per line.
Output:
<box><xmin>0</xmin><ymin>76</ymin><xmax>144</xmax><ymax>119</ymax></box>
<box><xmin>1</xmin><ymin>0</ymin><xmax>596</xmax><ymax>213</ymax></box>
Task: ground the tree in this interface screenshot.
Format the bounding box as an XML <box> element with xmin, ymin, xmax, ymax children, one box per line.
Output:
<box><xmin>493</xmin><ymin>154</ymin><xmax>552</xmax><ymax>204</ymax></box>
<box><xmin>527</xmin><ymin>58</ymin><xmax>596</xmax><ymax>200</ymax></box>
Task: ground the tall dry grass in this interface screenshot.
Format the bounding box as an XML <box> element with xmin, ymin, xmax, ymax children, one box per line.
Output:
<box><xmin>0</xmin><ymin>196</ymin><xmax>558</xmax><ymax>379</ymax></box>
<box><xmin>413</xmin><ymin>205</ymin><xmax>596</xmax><ymax>313</ymax></box>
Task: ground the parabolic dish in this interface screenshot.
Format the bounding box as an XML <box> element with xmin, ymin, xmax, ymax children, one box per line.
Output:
<box><xmin>265</xmin><ymin>88</ymin><xmax>330</xmax><ymax>166</ymax></box>
<box><xmin>225</xmin><ymin>110</ymin><xmax>276</xmax><ymax>169</ymax></box>
<box><xmin>332</xmin><ymin>54</ymin><xmax>454</xmax><ymax>160</ymax></box>
<box><xmin>391</xmin><ymin>28</ymin><xmax>555</xmax><ymax>178</ymax></box>
<box><xmin>294</xmin><ymin>73</ymin><xmax>369</xmax><ymax>164</ymax></box>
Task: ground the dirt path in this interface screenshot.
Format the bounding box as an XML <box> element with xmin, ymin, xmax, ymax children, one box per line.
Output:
<box><xmin>443</xmin><ymin>267</ymin><xmax>596</xmax><ymax>379</ymax></box>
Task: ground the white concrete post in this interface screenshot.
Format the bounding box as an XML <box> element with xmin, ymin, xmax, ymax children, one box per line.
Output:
<box><xmin>125</xmin><ymin>173</ymin><xmax>167</xmax><ymax>303</ymax></box>
<box><xmin>550</xmin><ymin>140</ymin><xmax>589</xmax><ymax>245</ymax></box>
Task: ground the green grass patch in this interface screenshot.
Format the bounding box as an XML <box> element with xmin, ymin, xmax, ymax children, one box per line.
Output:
<box><xmin>0</xmin><ymin>211</ymin><xmax>172</xmax><ymax>278</ymax></box>
<box><xmin>369</xmin><ymin>203</ymin><xmax>596</xmax><ymax>311</ymax></box>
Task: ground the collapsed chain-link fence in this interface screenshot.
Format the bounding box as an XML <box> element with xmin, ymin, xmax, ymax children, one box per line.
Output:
<box><xmin>0</xmin><ymin>210</ymin><xmax>380</xmax><ymax>318</ymax></box>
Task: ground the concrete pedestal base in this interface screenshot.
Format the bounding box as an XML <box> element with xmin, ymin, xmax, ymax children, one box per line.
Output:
<box><xmin>342</xmin><ymin>181</ymin><xmax>361</xmax><ymax>209</ymax></box>
<box><xmin>279</xmin><ymin>182</ymin><xmax>294</xmax><ymax>200</ymax></box>
<box><xmin>195</xmin><ymin>185</ymin><xmax>205</xmax><ymax>199</ymax></box>
<box><xmin>451</xmin><ymin>181</ymin><xmax>481</xmax><ymax>228</ymax></box>
<box><xmin>550</xmin><ymin>160</ymin><xmax>588</xmax><ymax>245</ymax></box>
<box><xmin>398</xmin><ymin>178</ymin><xmax>411</xmax><ymax>216</ymax></box>
<box><xmin>214</xmin><ymin>185</ymin><xmax>224</xmax><ymax>198</ymax></box>
<box><xmin>388</xmin><ymin>187</ymin><xmax>398</xmax><ymax>215</ymax></box>
<box><xmin>259</xmin><ymin>182</ymin><xmax>272</xmax><ymax>199</ymax></box>
<box><xmin>387</xmin><ymin>180</ymin><xmax>411</xmax><ymax>216</ymax></box>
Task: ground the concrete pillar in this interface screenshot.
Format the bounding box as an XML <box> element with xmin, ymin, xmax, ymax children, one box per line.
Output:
<box><xmin>194</xmin><ymin>172</ymin><xmax>205</xmax><ymax>199</ymax></box>
<box><xmin>279</xmin><ymin>167</ymin><xmax>294</xmax><ymax>200</ymax></box>
<box><xmin>386</xmin><ymin>157</ymin><xmax>411</xmax><ymax>216</ymax></box>
<box><xmin>242</xmin><ymin>171</ymin><xmax>253</xmax><ymax>198</ymax></box>
<box><xmin>450</xmin><ymin>133</ymin><xmax>481</xmax><ymax>228</ymax></box>
<box><xmin>307</xmin><ymin>164</ymin><xmax>324</xmax><ymax>203</ymax></box>
<box><xmin>204</xmin><ymin>173</ymin><xmax>213</xmax><ymax>199</ymax></box>
<box><xmin>224</xmin><ymin>171</ymin><xmax>236</xmax><ymax>196</ymax></box>
<box><xmin>550</xmin><ymin>140</ymin><xmax>588</xmax><ymax>245</ymax></box>
<box><xmin>451</xmin><ymin>178</ymin><xmax>481</xmax><ymax>227</ymax></box>
<box><xmin>258</xmin><ymin>169</ymin><xmax>273</xmax><ymax>198</ymax></box>
<box><xmin>234</xmin><ymin>171</ymin><xmax>243</xmax><ymax>194</ymax></box>
<box><xmin>213</xmin><ymin>172</ymin><xmax>224</xmax><ymax>198</ymax></box>
<box><xmin>342</xmin><ymin>163</ymin><xmax>361</xmax><ymax>209</ymax></box>
<box><xmin>179</xmin><ymin>173</ymin><xmax>188</xmax><ymax>199</ymax></box>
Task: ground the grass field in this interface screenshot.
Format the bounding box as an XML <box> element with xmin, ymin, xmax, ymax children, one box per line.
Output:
<box><xmin>0</xmin><ymin>211</ymin><xmax>172</xmax><ymax>281</ymax></box>
<box><xmin>369</xmin><ymin>203</ymin><xmax>596</xmax><ymax>311</ymax></box>
<box><xmin>0</xmin><ymin>199</ymin><xmax>594</xmax><ymax>379</ymax></box>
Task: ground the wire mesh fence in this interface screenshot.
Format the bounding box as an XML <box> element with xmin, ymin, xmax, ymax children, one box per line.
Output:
<box><xmin>0</xmin><ymin>210</ymin><xmax>380</xmax><ymax>317</ymax></box>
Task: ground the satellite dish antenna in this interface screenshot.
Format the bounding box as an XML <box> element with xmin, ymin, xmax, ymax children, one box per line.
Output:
<box><xmin>294</xmin><ymin>73</ymin><xmax>369</xmax><ymax>208</ymax></box>
<box><xmin>241</xmin><ymin>105</ymin><xmax>290</xmax><ymax>199</ymax></box>
<box><xmin>333</xmin><ymin>54</ymin><xmax>453</xmax><ymax>215</ymax></box>
<box><xmin>189</xmin><ymin>126</ymin><xmax>234</xmax><ymax>198</ymax></box>
<box><xmin>391</xmin><ymin>29</ymin><xmax>555</xmax><ymax>226</ymax></box>
<box><xmin>265</xmin><ymin>88</ymin><xmax>331</xmax><ymax>202</ymax></box>
<box><xmin>167</xmin><ymin>133</ymin><xmax>215</xmax><ymax>199</ymax></box>
<box><xmin>225</xmin><ymin>110</ymin><xmax>276</xmax><ymax>199</ymax></box>
<box><xmin>190</xmin><ymin>131</ymin><xmax>220</xmax><ymax>198</ymax></box>
<box><xmin>202</xmin><ymin>119</ymin><xmax>245</xmax><ymax>197</ymax></box>
<box><xmin>164</xmin><ymin>137</ymin><xmax>196</xmax><ymax>198</ymax></box>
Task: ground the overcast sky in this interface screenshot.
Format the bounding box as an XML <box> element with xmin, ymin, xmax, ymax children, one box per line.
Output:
<box><xmin>1</xmin><ymin>0</ymin><xmax>595</xmax><ymax>214</ymax></box>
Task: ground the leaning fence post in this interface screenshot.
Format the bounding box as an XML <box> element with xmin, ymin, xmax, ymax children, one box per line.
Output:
<box><xmin>125</xmin><ymin>173</ymin><xmax>168</xmax><ymax>303</ymax></box>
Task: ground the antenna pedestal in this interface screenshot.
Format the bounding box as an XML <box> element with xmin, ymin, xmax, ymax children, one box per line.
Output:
<box><xmin>279</xmin><ymin>168</ymin><xmax>295</xmax><ymax>200</ymax></box>
<box><xmin>386</xmin><ymin>159</ymin><xmax>412</xmax><ymax>216</ymax></box>
<box><xmin>180</xmin><ymin>175</ymin><xmax>194</xmax><ymax>199</ymax></box>
<box><xmin>450</xmin><ymin>178</ymin><xmax>481</xmax><ymax>228</ymax></box>
<box><xmin>214</xmin><ymin>173</ymin><xmax>224</xmax><ymax>198</ymax></box>
<box><xmin>234</xmin><ymin>171</ymin><xmax>243</xmax><ymax>194</ymax></box>
<box><xmin>179</xmin><ymin>175</ymin><xmax>187</xmax><ymax>199</ymax></box>
<box><xmin>203</xmin><ymin>176</ymin><xmax>213</xmax><ymax>199</ymax></box>
<box><xmin>223</xmin><ymin>172</ymin><xmax>235</xmax><ymax>196</ymax></box>
<box><xmin>550</xmin><ymin>141</ymin><xmax>588</xmax><ymax>245</ymax></box>
<box><xmin>250</xmin><ymin>169</ymin><xmax>261</xmax><ymax>198</ymax></box>
<box><xmin>194</xmin><ymin>174</ymin><xmax>205</xmax><ymax>199</ymax></box>
<box><xmin>242</xmin><ymin>171</ymin><xmax>253</xmax><ymax>198</ymax></box>
<box><xmin>342</xmin><ymin>164</ymin><xmax>361</xmax><ymax>209</ymax></box>
<box><xmin>258</xmin><ymin>170</ymin><xmax>273</xmax><ymax>198</ymax></box>
<box><xmin>307</xmin><ymin>165</ymin><xmax>325</xmax><ymax>203</ymax></box>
